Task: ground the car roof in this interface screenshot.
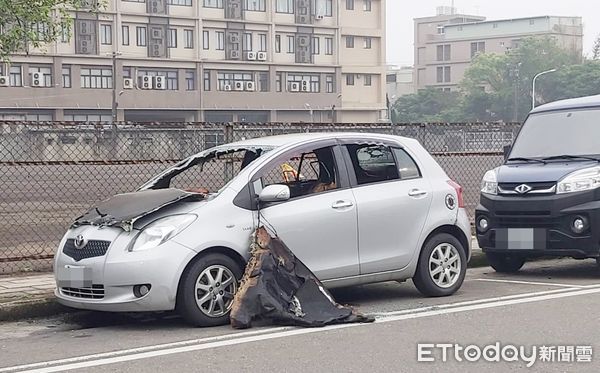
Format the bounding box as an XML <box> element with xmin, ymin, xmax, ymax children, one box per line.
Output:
<box><xmin>530</xmin><ymin>94</ymin><xmax>600</xmax><ymax>114</ymax></box>
<box><xmin>220</xmin><ymin>132</ymin><xmax>411</xmax><ymax>149</ymax></box>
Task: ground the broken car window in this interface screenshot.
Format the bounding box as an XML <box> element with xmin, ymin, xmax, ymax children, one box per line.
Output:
<box><xmin>347</xmin><ymin>144</ymin><xmax>399</xmax><ymax>185</ymax></box>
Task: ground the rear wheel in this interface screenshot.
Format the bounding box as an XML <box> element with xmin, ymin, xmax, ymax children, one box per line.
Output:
<box><xmin>177</xmin><ymin>253</ymin><xmax>243</xmax><ymax>327</ymax></box>
<box><xmin>413</xmin><ymin>233</ymin><xmax>467</xmax><ymax>297</ymax></box>
<box><xmin>486</xmin><ymin>252</ymin><xmax>525</xmax><ymax>273</ymax></box>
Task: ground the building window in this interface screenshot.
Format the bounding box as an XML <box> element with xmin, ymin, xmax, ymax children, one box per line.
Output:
<box><xmin>530</xmin><ymin>19</ymin><xmax>535</xmax><ymax>25</ymax></box>
<box><xmin>364</xmin><ymin>74</ymin><xmax>372</xmax><ymax>86</ymax></box>
<box><xmin>217</xmin><ymin>71</ymin><xmax>253</xmax><ymax>91</ymax></box>
<box><xmin>203</xmin><ymin>30</ymin><xmax>210</xmax><ymax>49</ymax></box>
<box><xmin>325</xmin><ymin>37</ymin><xmax>333</xmax><ymax>55</ymax></box>
<box><xmin>100</xmin><ymin>24</ymin><xmax>112</xmax><ymax>45</ymax></box>
<box><xmin>363</xmin><ymin>0</ymin><xmax>371</xmax><ymax>11</ymax></box>
<box><xmin>325</xmin><ymin>0</ymin><xmax>333</xmax><ymax>16</ymax></box>
<box><xmin>137</xmin><ymin>69</ymin><xmax>179</xmax><ymax>90</ymax></box>
<box><xmin>168</xmin><ymin>28</ymin><xmax>177</xmax><ymax>48</ymax></box>
<box><xmin>326</xmin><ymin>74</ymin><xmax>334</xmax><ymax>93</ymax></box>
<box><xmin>203</xmin><ymin>71</ymin><xmax>211</xmax><ymax>91</ymax></box>
<box><xmin>437</xmin><ymin>25</ymin><xmax>444</xmax><ymax>34</ymax></box>
<box><xmin>312</xmin><ymin>36</ymin><xmax>320</xmax><ymax>54</ymax></box>
<box><xmin>243</xmin><ymin>32</ymin><xmax>252</xmax><ymax>52</ymax></box>
<box><xmin>493</xmin><ymin>23</ymin><xmax>498</xmax><ymax>28</ymax></box>
<box><xmin>287</xmin><ymin>73</ymin><xmax>320</xmax><ymax>92</ymax></box>
<box><xmin>9</xmin><ymin>65</ymin><xmax>22</xmax><ymax>87</ymax></box>
<box><xmin>436</xmin><ymin>44</ymin><xmax>451</xmax><ymax>61</ymax></box>
<box><xmin>436</xmin><ymin>66</ymin><xmax>451</xmax><ymax>83</ymax></box>
<box><xmin>62</xmin><ymin>66</ymin><xmax>71</xmax><ymax>88</ymax></box>
<box><xmin>258</xmin><ymin>72</ymin><xmax>268</xmax><ymax>92</ymax></box>
<box><xmin>29</xmin><ymin>66</ymin><xmax>53</xmax><ymax>87</ymax></box>
<box><xmin>287</xmin><ymin>35</ymin><xmax>294</xmax><ymax>53</ymax></box>
<box><xmin>203</xmin><ymin>0</ymin><xmax>223</xmax><ymax>7</ymax></box>
<box><xmin>364</xmin><ymin>37</ymin><xmax>372</xmax><ymax>49</ymax></box>
<box><xmin>216</xmin><ymin>31</ymin><xmax>225</xmax><ymax>50</ymax></box>
<box><xmin>184</xmin><ymin>29</ymin><xmax>194</xmax><ymax>49</ymax></box>
<box><xmin>470</xmin><ymin>41</ymin><xmax>485</xmax><ymax>58</ymax></box>
<box><xmin>275</xmin><ymin>35</ymin><xmax>281</xmax><ymax>53</ymax></box>
<box><xmin>80</xmin><ymin>67</ymin><xmax>113</xmax><ymax>89</ymax></box>
<box><xmin>61</xmin><ymin>24</ymin><xmax>70</xmax><ymax>43</ymax></box>
<box><xmin>122</xmin><ymin>25</ymin><xmax>130</xmax><ymax>46</ymax></box>
<box><xmin>259</xmin><ymin>33</ymin><xmax>267</xmax><ymax>52</ymax></box>
<box><xmin>346</xmin><ymin>74</ymin><xmax>354</xmax><ymax>86</ymax></box>
<box><xmin>276</xmin><ymin>72</ymin><xmax>282</xmax><ymax>92</ymax></box>
<box><xmin>245</xmin><ymin>0</ymin><xmax>266</xmax><ymax>11</ymax></box>
<box><xmin>346</xmin><ymin>0</ymin><xmax>354</xmax><ymax>10</ymax></box>
<box><xmin>276</xmin><ymin>0</ymin><xmax>293</xmax><ymax>13</ymax></box>
<box><xmin>186</xmin><ymin>70</ymin><xmax>195</xmax><ymax>90</ymax></box>
<box><xmin>31</xmin><ymin>22</ymin><xmax>49</xmax><ymax>41</ymax></box>
<box><xmin>346</xmin><ymin>36</ymin><xmax>354</xmax><ymax>48</ymax></box>
<box><xmin>168</xmin><ymin>0</ymin><xmax>192</xmax><ymax>5</ymax></box>
<box><xmin>136</xmin><ymin>26</ymin><xmax>147</xmax><ymax>46</ymax></box>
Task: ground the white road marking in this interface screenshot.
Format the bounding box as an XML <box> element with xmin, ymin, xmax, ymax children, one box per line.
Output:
<box><xmin>472</xmin><ymin>278</ymin><xmax>590</xmax><ymax>288</ymax></box>
<box><xmin>5</xmin><ymin>286</ymin><xmax>600</xmax><ymax>373</ymax></box>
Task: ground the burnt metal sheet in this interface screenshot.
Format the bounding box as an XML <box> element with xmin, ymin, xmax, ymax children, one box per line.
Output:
<box><xmin>231</xmin><ymin>227</ymin><xmax>374</xmax><ymax>329</ymax></box>
<box><xmin>72</xmin><ymin>189</ymin><xmax>202</xmax><ymax>231</ymax></box>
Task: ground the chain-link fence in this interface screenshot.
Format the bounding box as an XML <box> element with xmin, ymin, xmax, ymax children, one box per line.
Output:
<box><xmin>0</xmin><ymin>121</ymin><xmax>520</xmax><ymax>273</ymax></box>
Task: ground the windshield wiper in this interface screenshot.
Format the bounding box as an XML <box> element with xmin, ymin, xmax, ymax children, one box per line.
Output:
<box><xmin>507</xmin><ymin>157</ymin><xmax>547</xmax><ymax>164</ymax></box>
<box><xmin>542</xmin><ymin>155</ymin><xmax>600</xmax><ymax>162</ymax></box>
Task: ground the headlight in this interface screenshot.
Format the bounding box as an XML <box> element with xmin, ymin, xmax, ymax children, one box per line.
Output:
<box><xmin>481</xmin><ymin>169</ymin><xmax>498</xmax><ymax>195</ymax></box>
<box><xmin>557</xmin><ymin>166</ymin><xmax>600</xmax><ymax>194</ymax></box>
<box><xmin>130</xmin><ymin>214</ymin><xmax>197</xmax><ymax>252</ymax></box>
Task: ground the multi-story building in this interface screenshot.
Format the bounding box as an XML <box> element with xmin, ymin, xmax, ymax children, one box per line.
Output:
<box><xmin>0</xmin><ymin>0</ymin><xmax>386</xmax><ymax>123</ymax></box>
<box><xmin>414</xmin><ymin>7</ymin><xmax>583</xmax><ymax>91</ymax></box>
<box><xmin>386</xmin><ymin>65</ymin><xmax>414</xmax><ymax>99</ymax></box>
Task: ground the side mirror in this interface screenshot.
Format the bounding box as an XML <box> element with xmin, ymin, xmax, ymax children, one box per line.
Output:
<box><xmin>258</xmin><ymin>184</ymin><xmax>291</xmax><ymax>203</ymax></box>
<box><xmin>503</xmin><ymin>145</ymin><xmax>512</xmax><ymax>160</ymax></box>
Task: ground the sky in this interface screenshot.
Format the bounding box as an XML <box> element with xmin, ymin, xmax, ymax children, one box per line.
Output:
<box><xmin>386</xmin><ymin>0</ymin><xmax>600</xmax><ymax>66</ymax></box>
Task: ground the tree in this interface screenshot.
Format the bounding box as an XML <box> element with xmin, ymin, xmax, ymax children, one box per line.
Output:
<box><xmin>392</xmin><ymin>88</ymin><xmax>462</xmax><ymax>123</ymax></box>
<box><xmin>538</xmin><ymin>61</ymin><xmax>600</xmax><ymax>103</ymax></box>
<box><xmin>592</xmin><ymin>35</ymin><xmax>600</xmax><ymax>60</ymax></box>
<box><xmin>0</xmin><ymin>0</ymin><xmax>101</xmax><ymax>62</ymax></box>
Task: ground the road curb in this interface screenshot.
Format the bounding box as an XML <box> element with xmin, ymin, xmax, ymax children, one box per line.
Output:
<box><xmin>0</xmin><ymin>297</ymin><xmax>72</xmax><ymax>322</ymax></box>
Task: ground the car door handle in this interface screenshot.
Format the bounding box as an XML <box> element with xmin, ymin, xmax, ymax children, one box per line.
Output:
<box><xmin>332</xmin><ymin>200</ymin><xmax>354</xmax><ymax>209</ymax></box>
<box><xmin>408</xmin><ymin>189</ymin><xmax>428</xmax><ymax>197</ymax></box>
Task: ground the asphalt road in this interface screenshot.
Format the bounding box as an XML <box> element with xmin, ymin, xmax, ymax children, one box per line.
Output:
<box><xmin>1</xmin><ymin>258</ymin><xmax>599</xmax><ymax>372</ymax></box>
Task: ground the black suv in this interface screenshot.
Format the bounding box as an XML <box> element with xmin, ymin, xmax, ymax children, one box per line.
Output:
<box><xmin>476</xmin><ymin>95</ymin><xmax>600</xmax><ymax>273</ymax></box>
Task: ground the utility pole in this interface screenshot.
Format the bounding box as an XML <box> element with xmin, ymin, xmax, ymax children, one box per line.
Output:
<box><xmin>108</xmin><ymin>51</ymin><xmax>122</xmax><ymax>123</ymax></box>
<box><xmin>512</xmin><ymin>62</ymin><xmax>521</xmax><ymax>122</ymax></box>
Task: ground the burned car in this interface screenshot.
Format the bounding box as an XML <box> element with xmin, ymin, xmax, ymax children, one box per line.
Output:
<box><xmin>54</xmin><ymin>133</ymin><xmax>471</xmax><ymax>326</ymax></box>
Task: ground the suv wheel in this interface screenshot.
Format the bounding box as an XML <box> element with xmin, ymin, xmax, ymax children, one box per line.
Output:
<box><xmin>485</xmin><ymin>252</ymin><xmax>525</xmax><ymax>273</ymax></box>
<box><xmin>413</xmin><ymin>233</ymin><xmax>467</xmax><ymax>297</ymax></box>
<box><xmin>177</xmin><ymin>253</ymin><xmax>243</xmax><ymax>327</ymax></box>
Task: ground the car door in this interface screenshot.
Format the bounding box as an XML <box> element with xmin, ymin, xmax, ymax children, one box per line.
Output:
<box><xmin>343</xmin><ymin>141</ymin><xmax>433</xmax><ymax>274</ymax></box>
<box><xmin>251</xmin><ymin>141</ymin><xmax>359</xmax><ymax>280</ymax></box>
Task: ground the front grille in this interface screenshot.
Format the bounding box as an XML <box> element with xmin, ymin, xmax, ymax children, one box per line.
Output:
<box><xmin>63</xmin><ymin>239</ymin><xmax>110</xmax><ymax>261</ymax></box>
<box><xmin>498</xmin><ymin>182</ymin><xmax>556</xmax><ymax>195</ymax></box>
<box><xmin>61</xmin><ymin>284</ymin><xmax>105</xmax><ymax>299</ymax></box>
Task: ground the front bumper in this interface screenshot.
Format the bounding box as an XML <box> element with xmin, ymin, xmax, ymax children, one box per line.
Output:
<box><xmin>54</xmin><ymin>226</ymin><xmax>197</xmax><ymax>312</ymax></box>
<box><xmin>476</xmin><ymin>190</ymin><xmax>600</xmax><ymax>258</ymax></box>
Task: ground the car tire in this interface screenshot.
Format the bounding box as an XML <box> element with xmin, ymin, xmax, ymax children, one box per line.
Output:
<box><xmin>413</xmin><ymin>233</ymin><xmax>467</xmax><ymax>297</ymax></box>
<box><xmin>177</xmin><ymin>253</ymin><xmax>243</xmax><ymax>327</ymax></box>
<box><xmin>485</xmin><ymin>252</ymin><xmax>525</xmax><ymax>273</ymax></box>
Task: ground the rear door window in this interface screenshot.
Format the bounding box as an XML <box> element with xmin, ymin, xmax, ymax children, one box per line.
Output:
<box><xmin>392</xmin><ymin>148</ymin><xmax>421</xmax><ymax>180</ymax></box>
<box><xmin>346</xmin><ymin>144</ymin><xmax>399</xmax><ymax>185</ymax></box>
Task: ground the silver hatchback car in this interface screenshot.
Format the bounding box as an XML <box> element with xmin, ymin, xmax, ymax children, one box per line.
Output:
<box><xmin>54</xmin><ymin>133</ymin><xmax>471</xmax><ymax>326</ymax></box>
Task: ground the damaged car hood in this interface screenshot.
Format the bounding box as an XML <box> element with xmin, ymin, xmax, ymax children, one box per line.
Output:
<box><xmin>73</xmin><ymin>189</ymin><xmax>203</xmax><ymax>231</ymax></box>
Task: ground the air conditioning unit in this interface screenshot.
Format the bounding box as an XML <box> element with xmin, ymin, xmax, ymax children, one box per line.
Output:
<box><xmin>150</xmin><ymin>0</ymin><xmax>160</xmax><ymax>13</ymax></box>
<box><xmin>140</xmin><ymin>75</ymin><xmax>153</xmax><ymax>89</ymax></box>
<box><xmin>297</xmin><ymin>36</ymin><xmax>310</xmax><ymax>47</ymax></box>
<box><xmin>31</xmin><ymin>72</ymin><xmax>45</xmax><ymax>87</ymax></box>
<box><xmin>153</xmin><ymin>76</ymin><xmax>166</xmax><ymax>90</ymax></box>
<box><xmin>223</xmin><ymin>84</ymin><xmax>233</xmax><ymax>91</ymax></box>
<box><xmin>289</xmin><ymin>82</ymin><xmax>300</xmax><ymax>92</ymax></box>
<box><xmin>0</xmin><ymin>76</ymin><xmax>9</xmax><ymax>87</ymax></box>
<box><xmin>229</xmin><ymin>50</ymin><xmax>241</xmax><ymax>59</ymax></box>
<box><xmin>246</xmin><ymin>51</ymin><xmax>257</xmax><ymax>60</ymax></box>
<box><xmin>151</xmin><ymin>44</ymin><xmax>162</xmax><ymax>57</ymax></box>
<box><xmin>257</xmin><ymin>51</ymin><xmax>267</xmax><ymax>61</ymax></box>
<box><xmin>151</xmin><ymin>28</ymin><xmax>163</xmax><ymax>39</ymax></box>
<box><xmin>228</xmin><ymin>33</ymin><xmax>240</xmax><ymax>43</ymax></box>
<box><xmin>301</xmin><ymin>80</ymin><xmax>310</xmax><ymax>92</ymax></box>
<box><xmin>233</xmin><ymin>81</ymin><xmax>244</xmax><ymax>91</ymax></box>
<box><xmin>123</xmin><ymin>78</ymin><xmax>134</xmax><ymax>89</ymax></box>
<box><xmin>80</xmin><ymin>40</ymin><xmax>89</xmax><ymax>54</ymax></box>
<box><xmin>315</xmin><ymin>14</ymin><xmax>324</xmax><ymax>20</ymax></box>
<box><xmin>297</xmin><ymin>15</ymin><xmax>310</xmax><ymax>24</ymax></box>
<box><xmin>245</xmin><ymin>81</ymin><xmax>255</xmax><ymax>91</ymax></box>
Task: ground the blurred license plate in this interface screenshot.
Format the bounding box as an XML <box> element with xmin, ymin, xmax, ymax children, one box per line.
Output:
<box><xmin>497</xmin><ymin>228</ymin><xmax>546</xmax><ymax>250</ymax></box>
<box><xmin>57</xmin><ymin>265</ymin><xmax>92</xmax><ymax>288</ymax></box>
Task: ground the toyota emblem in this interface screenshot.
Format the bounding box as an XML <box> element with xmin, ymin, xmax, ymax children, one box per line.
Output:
<box><xmin>515</xmin><ymin>184</ymin><xmax>533</xmax><ymax>194</ymax></box>
<box><xmin>74</xmin><ymin>234</ymin><xmax>86</xmax><ymax>249</ymax></box>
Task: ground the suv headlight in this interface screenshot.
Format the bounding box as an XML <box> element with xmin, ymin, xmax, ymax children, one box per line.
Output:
<box><xmin>481</xmin><ymin>169</ymin><xmax>498</xmax><ymax>195</ymax></box>
<box><xmin>557</xmin><ymin>166</ymin><xmax>600</xmax><ymax>194</ymax></box>
<box><xmin>130</xmin><ymin>214</ymin><xmax>197</xmax><ymax>252</ymax></box>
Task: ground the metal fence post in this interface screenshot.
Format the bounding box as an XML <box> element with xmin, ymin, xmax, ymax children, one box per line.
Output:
<box><xmin>223</xmin><ymin>123</ymin><xmax>235</xmax><ymax>182</ymax></box>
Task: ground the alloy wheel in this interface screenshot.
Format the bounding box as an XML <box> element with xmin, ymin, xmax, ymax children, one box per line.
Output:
<box><xmin>428</xmin><ymin>243</ymin><xmax>462</xmax><ymax>289</ymax></box>
<box><xmin>195</xmin><ymin>265</ymin><xmax>237</xmax><ymax>317</ymax></box>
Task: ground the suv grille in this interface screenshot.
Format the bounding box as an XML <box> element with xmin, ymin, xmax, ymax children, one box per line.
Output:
<box><xmin>498</xmin><ymin>182</ymin><xmax>556</xmax><ymax>195</ymax></box>
<box><xmin>61</xmin><ymin>285</ymin><xmax>105</xmax><ymax>299</ymax></box>
<box><xmin>63</xmin><ymin>239</ymin><xmax>110</xmax><ymax>261</ymax></box>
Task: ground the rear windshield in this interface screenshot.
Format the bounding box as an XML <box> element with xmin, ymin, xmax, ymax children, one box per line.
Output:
<box><xmin>509</xmin><ymin>108</ymin><xmax>600</xmax><ymax>159</ymax></box>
